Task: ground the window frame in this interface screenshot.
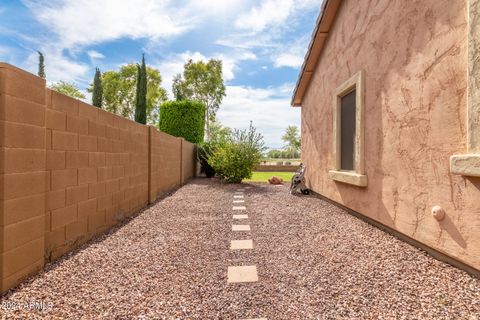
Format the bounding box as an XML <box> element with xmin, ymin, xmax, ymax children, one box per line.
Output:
<box><xmin>328</xmin><ymin>70</ymin><xmax>367</xmax><ymax>187</ymax></box>
<box><xmin>450</xmin><ymin>0</ymin><xmax>480</xmax><ymax>177</ymax></box>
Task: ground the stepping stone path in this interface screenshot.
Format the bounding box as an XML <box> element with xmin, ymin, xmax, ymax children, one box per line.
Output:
<box><xmin>233</xmin><ymin>214</ymin><xmax>248</xmax><ymax>219</ymax></box>
<box><xmin>227</xmin><ymin>266</ymin><xmax>258</xmax><ymax>283</ymax></box>
<box><xmin>228</xmin><ymin>187</ymin><xmax>266</xmax><ymax>319</ymax></box>
<box><xmin>230</xmin><ymin>239</ymin><xmax>253</xmax><ymax>250</ymax></box>
<box><xmin>232</xmin><ymin>224</ymin><xmax>251</xmax><ymax>231</ymax></box>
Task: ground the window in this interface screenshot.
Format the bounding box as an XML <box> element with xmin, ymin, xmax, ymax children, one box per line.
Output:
<box><xmin>340</xmin><ymin>90</ymin><xmax>356</xmax><ymax>170</ymax></box>
<box><xmin>328</xmin><ymin>71</ymin><xmax>367</xmax><ymax>187</ymax></box>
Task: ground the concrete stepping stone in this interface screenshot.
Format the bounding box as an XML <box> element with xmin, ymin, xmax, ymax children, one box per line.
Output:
<box><xmin>233</xmin><ymin>200</ymin><xmax>245</xmax><ymax>203</ymax></box>
<box><xmin>234</xmin><ymin>195</ymin><xmax>244</xmax><ymax>199</ymax></box>
<box><xmin>230</xmin><ymin>240</ymin><xmax>253</xmax><ymax>250</ymax></box>
<box><xmin>227</xmin><ymin>266</ymin><xmax>258</xmax><ymax>283</ymax></box>
<box><xmin>233</xmin><ymin>206</ymin><xmax>246</xmax><ymax>210</ymax></box>
<box><xmin>233</xmin><ymin>214</ymin><xmax>248</xmax><ymax>219</ymax></box>
<box><xmin>232</xmin><ymin>225</ymin><xmax>250</xmax><ymax>231</ymax></box>
<box><xmin>242</xmin><ymin>318</ymin><xmax>267</xmax><ymax>320</ymax></box>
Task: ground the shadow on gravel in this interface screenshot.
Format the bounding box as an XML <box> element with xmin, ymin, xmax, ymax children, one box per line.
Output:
<box><xmin>1</xmin><ymin>183</ymin><xmax>185</xmax><ymax>299</ymax></box>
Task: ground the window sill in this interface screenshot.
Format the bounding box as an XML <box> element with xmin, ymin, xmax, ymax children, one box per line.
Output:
<box><xmin>328</xmin><ymin>170</ymin><xmax>367</xmax><ymax>187</ymax></box>
<box><xmin>450</xmin><ymin>154</ymin><xmax>480</xmax><ymax>177</ymax></box>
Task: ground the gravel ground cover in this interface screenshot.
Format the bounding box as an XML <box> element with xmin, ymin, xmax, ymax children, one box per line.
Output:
<box><xmin>1</xmin><ymin>179</ymin><xmax>479</xmax><ymax>319</ymax></box>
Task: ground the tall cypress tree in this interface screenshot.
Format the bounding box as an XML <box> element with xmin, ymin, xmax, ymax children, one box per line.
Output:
<box><xmin>92</xmin><ymin>68</ymin><xmax>103</xmax><ymax>108</ymax></box>
<box><xmin>38</xmin><ymin>51</ymin><xmax>46</xmax><ymax>79</ymax></box>
<box><xmin>134</xmin><ymin>54</ymin><xmax>147</xmax><ymax>124</ymax></box>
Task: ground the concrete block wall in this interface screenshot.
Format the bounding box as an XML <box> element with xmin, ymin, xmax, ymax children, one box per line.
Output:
<box><xmin>0</xmin><ymin>63</ymin><xmax>197</xmax><ymax>292</ymax></box>
<box><xmin>44</xmin><ymin>89</ymin><xmax>150</xmax><ymax>261</ymax></box>
<box><xmin>0</xmin><ymin>63</ymin><xmax>47</xmax><ymax>293</ymax></box>
<box><xmin>149</xmin><ymin>127</ymin><xmax>181</xmax><ymax>202</ymax></box>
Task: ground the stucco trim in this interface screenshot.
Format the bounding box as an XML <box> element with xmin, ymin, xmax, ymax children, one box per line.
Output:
<box><xmin>328</xmin><ymin>170</ymin><xmax>367</xmax><ymax>187</ymax></box>
<box><xmin>467</xmin><ymin>0</ymin><xmax>480</xmax><ymax>152</ymax></box>
<box><xmin>331</xmin><ymin>71</ymin><xmax>366</xmax><ymax>187</ymax></box>
<box><xmin>450</xmin><ymin>0</ymin><xmax>480</xmax><ymax>176</ymax></box>
<box><xmin>450</xmin><ymin>154</ymin><xmax>480</xmax><ymax>177</ymax></box>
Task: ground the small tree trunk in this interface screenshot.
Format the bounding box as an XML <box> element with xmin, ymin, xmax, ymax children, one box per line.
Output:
<box><xmin>205</xmin><ymin>108</ymin><xmax>210</xmax><ymax>140</ymax></box>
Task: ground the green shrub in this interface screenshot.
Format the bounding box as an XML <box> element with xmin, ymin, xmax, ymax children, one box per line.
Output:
<box><xmin>208</xmin><ymin>122</ymin><xmax>265</xmax><ymax>183</ymax></box>
<box><xmin>198</xmin><ymin>121</ymin><xmax>231</xmax><ymax>178</ymax></box>
<box><xmin>198</xmin><ymin>142</ymin><xmax>216</xmax><ymax>178</ymax></box>
<box><xmin>159</xmin><ymin>100</ymin><xmax>205</xmax><ymax>143</ymax></box>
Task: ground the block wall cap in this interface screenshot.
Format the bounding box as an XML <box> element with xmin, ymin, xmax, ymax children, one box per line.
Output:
<box><xmin>0</xmin><ymin>62</ymin><xmax>45</xmax><ymax>83</ymax></box>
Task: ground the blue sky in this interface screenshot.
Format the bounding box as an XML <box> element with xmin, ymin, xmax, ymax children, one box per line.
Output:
<box><xmin>0</xmin><ymin>0</ymin><xmax>321</xmax><ymax>148</ymax></box>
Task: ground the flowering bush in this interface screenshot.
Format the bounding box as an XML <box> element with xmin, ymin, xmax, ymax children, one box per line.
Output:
<box><xmin>208</xmin><ymin>122</ymin><xmax>265</xmax><ymax>183</ymax></box>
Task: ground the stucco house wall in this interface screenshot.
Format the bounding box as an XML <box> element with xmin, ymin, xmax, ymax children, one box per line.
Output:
<box><xmin>300</xmin><ymin>0</ymin><xmax>480</xmax><ymax>271</ymax></box>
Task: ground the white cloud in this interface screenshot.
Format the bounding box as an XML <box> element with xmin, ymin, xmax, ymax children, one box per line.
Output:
<box><xmin>21</xmin><ymin>0</ymin><xmax>252</xmax><ymax>51</ymax></box>
<box><xmin>216</xmin><ymin>34</ymin><xmax>278</xmax><ymax>50</ymax></box>
<box><xmin>25</xmin><ymin>47</ymin><xmax>89</xmax><ymax>84</ymax></box>
<box><xmin>185</xmin><ymin>0</ymin><xmax>245</xmax><ymax>17</ymax></box>
<box><xmin>87</xmin><ymin>50</ymin><xmax>105</xmax><ymax>60</ymax></box>
<box><xmin>217</xmin><ymin>84</ymin><xmax>300</xmax><ymax>148</ymax></box>
<box><xmin>274</xmin><ymin>53</ymin><xmax>304</xmax><ymax>68</ymax></box>
<box><xmin>217</xmin><ymin>51</ymin><xmax>257</xmax><ymax>81</ymax></box>
<box><xmin>234</xmin><ymin>0</ymin><xmax>321</xmax><ymax>33</ymax></box>
<box><xmin>235</xmin><ymin>0</ymin><xmax>294</xmax><ymax>33</ymax></box>
<box><xmin>22</xmin><ymin>0</ymin><xmax>193</xmax><ymax>49</ymax></box>
<box><xmin>219</xmin><ymin>0</ymin><xmax>319</xmax><ymax>70</ymax></box>
<box><xmin>273</xmin><ymin>35</ymin><xmax>309</xmax><ymax>68</ymax></box>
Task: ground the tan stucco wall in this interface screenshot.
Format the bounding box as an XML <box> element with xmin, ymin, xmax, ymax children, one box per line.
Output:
<box><xmin>0</xmin><ymin>63</ymin><xmax>197</xmax><ymax>292</ymax></box>
<box><xmin>301</xmin><ymin>0</ymin><xmax>480</xmax><ymax>270</ymax></box>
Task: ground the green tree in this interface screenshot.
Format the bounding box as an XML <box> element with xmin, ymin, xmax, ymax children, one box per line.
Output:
<box><xmin>172</xmin><ymin>74</ymin><xmax>185</xmax><ymax>101</ymax></box>
<box><xmin>92</xmin><ymin>68</ymin><xmax>103</xmax><ymax>108</ymax></box>
<box><xmin>37</xmin><ymin>51</ymin><xmax>45</xmax><ymax>79</ymax></box>
<box><xmin>266</xmin><ymin>148</ymin><xmax>299</xmax><ymax>159</ymax></box>
<box><xmin>209</xmin><ymin>121</ymin><xmax>232</xmax><ymax>146</ymax></box>
<box><xmin>282</xmin><ymin>125</ymin><xmax>301</xmax><ymax>157</ymax></box>
<box><xmin>93</xmin><ymin>64</ymin><xmax>167</xmax><ymax>125</ymax></box>
<box><xmin>49</xmin><ymin>81</ymin><xmax>85</xmax><ymax>99</ymax></box>
<box><xmin>174</xmin><ymin>59</ymin><xmax>226</xmax><ymax>139</ymax></box>
<box><xmin>134</xmin><ymin>54</ymin><xmax>147</xmax><ymax>124</ymax></box>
